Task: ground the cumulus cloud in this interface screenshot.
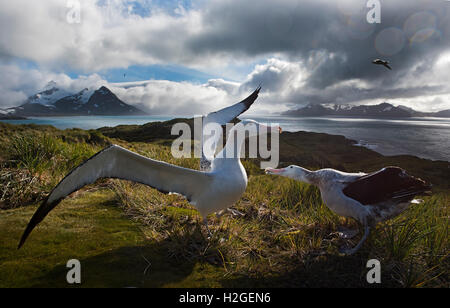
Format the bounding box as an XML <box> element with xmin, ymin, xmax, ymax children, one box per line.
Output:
<box><xmin>242</xmin><ymin>59</ymin><xmax>307</xmax><ymax>93</ymax></box>
<box><xmin>110</xmin><ymin>80</ymin><xmax>237</xmax><ymax>115</ymax></box>
<box><xmin>0</xmin><ymin>63</ymin><xmax>244</xmax><ymax>116</ymax></box>
<box><xmin>0</xmin><ymin>63</ymin><xmax>109</xmax><ymax>108</ymax></box>
<box><xmin>1</xmin><ymin>54</ymin><xmax>449</xmax><ymax>114</ymax></box>
<box><xmin>0</xmin><ymin>0</ymin><xmax>449</xmax><ymax>112</ymax></box>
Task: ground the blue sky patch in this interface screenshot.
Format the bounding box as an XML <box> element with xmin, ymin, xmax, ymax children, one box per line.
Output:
<box><xmin>99</xmin><ymin>63</ymin><xmax>216</xmax><ymax>83</ymax></box>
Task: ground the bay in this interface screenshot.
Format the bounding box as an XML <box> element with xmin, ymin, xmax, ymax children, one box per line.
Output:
<box><xmin>1</xmin><ymin>115</ymin><xmax>449</xmax><ymax>162</ymax></box>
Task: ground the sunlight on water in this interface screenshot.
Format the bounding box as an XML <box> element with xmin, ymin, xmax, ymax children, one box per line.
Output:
<box><xmin>1</xmin><ymin>115</ymin><xmax>449</xmax><ymax>162</ymax></box>
<box><xmin>243</xmin><ymin>116</ymin><xmax>450</xmax><ymax>162</ymax></box>
<box><xmin>0</xmin><ymin>116</ymin><xmax>175</xmax><ymax>130</ymax></box>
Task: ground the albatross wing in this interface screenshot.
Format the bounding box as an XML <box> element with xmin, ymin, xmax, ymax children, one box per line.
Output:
<box><xmin>18</xmin><ymin>145</ymin><xmax>212</xmax><ymax>248</ymax></box>
<box><xmin>342</xmin><ymin>167</ymin><xmax>431</xmax><ymax>205</ymax></box>
<box><xmin>200</xmin><ymin>87</ymin><xmax>261</xmax><ymax>170</ymax></box>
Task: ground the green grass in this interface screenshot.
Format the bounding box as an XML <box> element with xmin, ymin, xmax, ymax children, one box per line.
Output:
<box><xmin>0</xmin><ymin>188</ymin><xmax>238</xmax><ymax>288</ymax></box>
<box><xmin>0</xmin><ymin>123</ymin><xmax>103</xmax><ymax>209</ymax></box>
<box><xmin>0</xmin><ymin>121</ymin><xmax>448</xmax><ymax>288</ymax></box>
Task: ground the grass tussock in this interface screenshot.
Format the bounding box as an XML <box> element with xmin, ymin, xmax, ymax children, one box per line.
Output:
<box><xmin>0</xmin><ymin>123</ymin><xmax>106</xmax><ymax>209</ymax></box>
<box><xmin>0</xmin><ymin>168</ymin><xmax>44</xmax><ymax>209</ymax></box>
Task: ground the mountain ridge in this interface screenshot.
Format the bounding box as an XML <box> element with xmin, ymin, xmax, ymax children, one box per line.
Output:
<box><xmin>1</xmin><ymin>83</ymin><xmax>146</xmax><ymax>117</ymax></box>
<box><xmin>283</xmin><ymin>102</ymin><xmax>450</xmax><ymax>118</ymax></box>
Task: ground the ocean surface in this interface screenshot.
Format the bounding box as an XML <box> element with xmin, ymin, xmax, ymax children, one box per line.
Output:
<box><xmin>1</xmin><ymin>115</ymin><xmax>449</xmax><ymax>162</ymax></box>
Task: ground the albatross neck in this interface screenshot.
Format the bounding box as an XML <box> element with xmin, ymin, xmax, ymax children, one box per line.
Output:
<box><xmin>293</xmin><ymin>167</ymin><xmax>317</xmax><ymax>185</ymax></box>
<box><xmin>215</xmin><ymin>128</ymin><xmax>247</xmax><ymax>165</ymax></box>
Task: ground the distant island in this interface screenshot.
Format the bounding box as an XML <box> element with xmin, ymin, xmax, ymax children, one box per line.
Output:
<box><xmin>283</xmin><ymin>102</ymin><xmax>450</xmax><ymax>118</ymax></box>
<box><xmin>0</xmin><ymin>114</ymin><xmax>27</xmax><ymax>120</ymax></box>
<box><xmin>0</xmin><ymin>81</ymin><xmax>146</xmax><ymax>118</ymax></box>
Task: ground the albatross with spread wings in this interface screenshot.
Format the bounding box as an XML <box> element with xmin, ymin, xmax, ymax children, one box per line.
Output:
<box><xmin>200</xmin><ymin>87</ymin><xmax>261</xmax><ymax>171</ymax></box>
<box><xmin>19</xmin><ymin>88</ymin><xmax>276</xmax><ymax>248</ymax></box>
<box><xmin>266</xmin><ymin>166</ymin><xmax>431</xmax><ymax>255</ymax></box>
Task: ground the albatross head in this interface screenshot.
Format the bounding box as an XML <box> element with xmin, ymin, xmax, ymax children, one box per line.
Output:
<box><xmin>265</xmin><ymin>165</ymin><xmax>315</xmax><ymax>184</ymax></box>
<box><xmin>235</xmin><ymin>119</ymin><xmax>282</xmax><ymax>137</ymax></box>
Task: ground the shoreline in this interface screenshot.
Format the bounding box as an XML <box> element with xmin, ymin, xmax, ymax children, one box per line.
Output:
<box><xmin>0</xmin><ymin>118</ymin><xmax>449</xmax><ymax>164</ymax></box>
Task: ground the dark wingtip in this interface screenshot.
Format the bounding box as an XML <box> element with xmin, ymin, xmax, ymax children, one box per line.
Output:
<box><xmin>241</xmin><ymin>86</ymin><xmax>262</xmax><ymax>109</ymax></box>
<box><xmin>18</xmin><ymin>215</ymin><xmax>37</xmax><ymax>249</ymax></box>
<box><xmin>17</xmin><ymin>146</ymin><xmax>112</xmax><ymax>249</ymax></box>
<box><xmin>17</xmin><ymin>197</ymin><xmax>59</xmax><ymax>249</ymax></box>
<box><xmin>250</xmin><ymin>86</ymin><xmax>261</xmax><ymax>97</ymax></box>
<box><xmin>18</xmin><ymin>225</ymin><xmax>32</xmax><ymax>249</ymax></box>
<box><xmin>17</xmin><ymin>208</ymin><xmax>43</xmax><ymax>249</ymax></box>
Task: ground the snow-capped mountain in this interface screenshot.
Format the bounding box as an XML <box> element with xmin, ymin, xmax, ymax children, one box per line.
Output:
<box><xmin>4</xmin><ymin>83</ymin><xmax>146</xmax><ymax>117</ymax></box>
<box><xmin>283</xmin><ymin>102</ymin><xmax>450</xmax><ymax>118</ymax></box>
<box><xmin>26</xmin><ymin>81</ymin><xmax>72</xmax><ymax>106</ymax></box>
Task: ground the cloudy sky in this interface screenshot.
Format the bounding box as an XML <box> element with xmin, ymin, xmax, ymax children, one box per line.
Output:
<box><xmin>0</xmin><ymin>0</ymin><xmax>449</xmax><ymax>115</ymax></box>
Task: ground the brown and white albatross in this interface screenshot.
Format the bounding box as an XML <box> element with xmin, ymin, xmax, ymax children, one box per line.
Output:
<box><xmin>265</xmin><ymin>166</ymin><xmax>431</xmax><ymax>255</ymax></box>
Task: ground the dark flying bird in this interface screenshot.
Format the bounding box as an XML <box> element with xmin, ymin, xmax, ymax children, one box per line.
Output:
<box><xmin>266</xmin><ymin>166</ymin><xmax>431</xmax><ymax>255</ymax></box>
<box><xmin>372</xmin><ymin>58</ymin><xmax>392</xmax><ymax>70</ymax></box>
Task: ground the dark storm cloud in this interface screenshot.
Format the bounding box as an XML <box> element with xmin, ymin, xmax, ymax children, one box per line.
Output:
<box><xmin>188</xmin><ymin>0</ymin><xmax>450</xmax><ymax>105</ymax></box>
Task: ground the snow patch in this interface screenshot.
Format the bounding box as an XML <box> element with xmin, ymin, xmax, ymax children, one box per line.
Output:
<box><xmin>44</xmin><ymin>80</ymin><xmax>58</xmax><ymax>90</ymax></box>
<box><xmin>29</xmin><ymin>87</ymin><xmax>71</xmax><ymax>106</ymax></box>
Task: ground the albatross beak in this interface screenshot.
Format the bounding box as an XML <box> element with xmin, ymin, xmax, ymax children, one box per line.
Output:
<box><xmin>265</xmin><ymin>168</ymin><xmax>285</xmax><ymax>175</ymax></box>
<box><xmin>278</xmin><ymin>126</ymin><xmax>283</xmax><ymax>134</ymax></box>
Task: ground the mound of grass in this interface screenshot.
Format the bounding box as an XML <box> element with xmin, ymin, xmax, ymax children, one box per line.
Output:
<box><xmin>0</xmin><ymin>123</ymin><xmax>105</xmax><ymax>209</ymax></box>
<box><xmin>9</xmin><ymin>134</ymin><xmax>64</xmax><ymax>175</ymax></box>
<box><xmin>0</xmin><ymin>168</ymin><xmax>44</xmax><ymax>209</ymax></box>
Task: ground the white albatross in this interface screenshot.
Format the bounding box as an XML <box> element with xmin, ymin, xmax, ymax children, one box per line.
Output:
<box><xmin>18</xmin><ymin>118</ymin><xmax>280</xmax><ymax>248</ymax></box>
<box><xmin>200</xmin><ymin>87</ymin><xmax>261</xmax><ymax>171</ymax></box>
<box><xmin>265</xmin><ymin>166</ymin><xmax>431</xmax><ymax>255</ymax></box>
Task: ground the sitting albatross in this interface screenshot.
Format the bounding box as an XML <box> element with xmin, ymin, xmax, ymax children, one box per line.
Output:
<box><xmin>265</xmin><ymin>166</ymin><xmax>431</xmax><ymax>255</ymax></box>
<box><xmin>19</xmin><ymin>116</ymin><xmax>280</xmax><ymax>249</ymax></box>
